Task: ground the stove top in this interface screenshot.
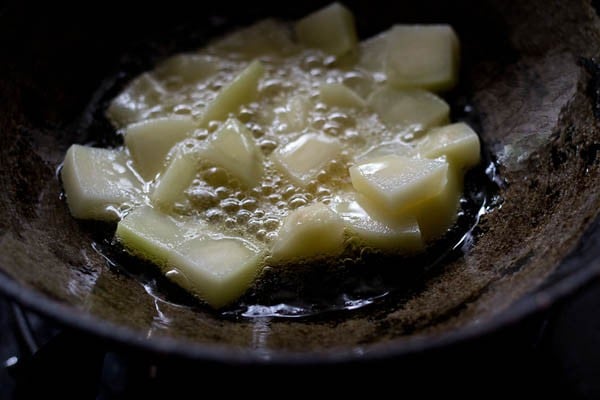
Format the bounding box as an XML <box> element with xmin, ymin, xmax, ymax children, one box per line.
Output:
<box><xmin>1</xmin><ymin>277</ymin><xmax>600</xmax><ymax>398</ymax></box>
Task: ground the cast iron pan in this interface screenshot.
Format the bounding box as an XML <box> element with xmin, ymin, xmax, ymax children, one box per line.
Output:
<box><xmin>0</xmin><ymin>0</ymin><xmax>599</xmax><ymax>364</ymax></box>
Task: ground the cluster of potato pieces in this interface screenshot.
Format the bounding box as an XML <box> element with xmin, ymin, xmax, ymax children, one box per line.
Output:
<box><xmin>61</xmin><ymin>3</ymin><xmax>480</xmax><ymax>308</ymax></box>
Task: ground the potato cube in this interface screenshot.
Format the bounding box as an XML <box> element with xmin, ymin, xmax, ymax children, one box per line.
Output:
<box><xmin>355</xmin><ymin>140</ymin><xmax>415</xmax><ymax>162</ymax></box>
<box><xmin>155</xmin><ymin>54</ymin><xmax>218</xmax><ymax>83</ymax></box>
<box><xmin>332</xmin><ymin>193</ymin><xmax>423</xmax><ymax>251</ymax></box>
<box><xmin>271</xmin><ymin>202</ymin><xmax>345</xmax><ymax>262</ymax></box>
<box><xmin>106</xmin><ymin>73</ymin><xmax>166</xmax><ymax>127</ymax></box>
<box><xmin>295</xmin><ymin>2</ymin><xmax>357</xmax><ymax>56</ymax></box>
<box><xmin>386</xmin><ymin>25</ymin><xmax>459</xmax><ymax>92</ymax></box>
<box><xmin>411</xmin><ymin>169</ymin><xmax>462</xmax><ymax>241</ymax></box>
<box><xmin>61</xmin><ymin>145</ymin><xmax>140</xmax><ymax>221</ymax></box>
<box><xmin>358</xmin><ymin>32</ymin><xmax>388</xmax><ymax>73</ymax></box>
<box><xmin>203</xmin><ymin>118</ymin><xmax>264</xmax><ymax>188</ymax></box>
<box><xmin>418</xmin><ymin>122</ymin><xmax>480</xmax><ymax>170</ymax></box>
<box><xmin>368</xmin><ymin>86</ymin><xmax>449</xmax><ymax>131</ymax></box>
<box><xmin>116</xmin><ymin>205</ymin><xmax>185</xmax><ymax>265</ymax></box>
<box><xmin>150</xmin><ymin>151</ymin><xmax>199</xmax><ymax>210</ymax></box>
<box><xmin>168</xmin><ymin>237</ymin><xmax>263</xmax><ymax>308</ymax></box>
<box><xmin>199</xmin><ymin>60</ymin><xmax>264</xmax><ymax>126</ymax></box>
<box><xmin>349</xmin><ymin>154</ymin><xmax>448</xmax><ymax>213</ymax></box>
<box><xmin>319</xmin><ymin>83</ymin><xmax>365</xmax><ymax>108</ymax></box>
<box><xmin>124</xmin><ymin>116</ymin><xmax>197</xmax><ymax>180</ymax></box>
<box><xmin>272</xmin><ymin>133</ymin><xmax>342</xmax><ymax>186</ymax></box>
<box><xmin>208</xmin><ymin>19</ymin><xmax>298</xmax><ymax>58</ymax></box>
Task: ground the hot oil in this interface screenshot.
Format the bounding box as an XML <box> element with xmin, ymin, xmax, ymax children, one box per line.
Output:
<box><xmin>79</xmin><ymin>20</ymin><xmax>502</xmax><ymax>320</ymax></box>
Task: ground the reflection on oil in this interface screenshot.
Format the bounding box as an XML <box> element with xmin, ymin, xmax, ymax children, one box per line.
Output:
<box><xmin>251</xmin><ymin>317</ymin><xmax>271</xmax><ymax>359</ymax></box>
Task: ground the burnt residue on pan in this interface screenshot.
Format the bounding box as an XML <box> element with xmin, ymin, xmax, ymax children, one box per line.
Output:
<box><xmin>0</xmin><ymin>0</ymin><xmax>599</xmax><ymax>360</ymax></box>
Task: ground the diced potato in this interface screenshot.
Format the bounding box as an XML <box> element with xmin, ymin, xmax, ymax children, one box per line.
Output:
<box><xmin>124</xmin><ymin>116</ymin><xmax>197</xmax><ymax>180</ymax></box>
<box><xmin>271</xmin><ymin>202</ymin><xmax>345</xmax><ymax>262</ymax></box>
<box><xmin>368</xmin><ymin>86</ymin><xmax>449</xmax><ymax>131</ymax></box>
<box><xmin>118</xmin><ymin>206</ymin><xmax>261</xmax><ymax>308</ymax></box>
<box><xmin>168</xmin><ymin>237</ymin><xmax>263</xmax><ymax>308</ymax></box>
<box><xmin>199</xmin><ymin>61</ymin><xmax>264</xmax><ymax>126</ymax></box>
<box><xmin>203</xmin><ymin>118</ymin><xmax>264</xmax><ymax>187</ymax></box>
<box><xmin>358</xmin><ymin>31</ymin><xmax>388</xmax><ymax>73</ymax></box>
<box><xmin>349</xmin><ymin>154</ymin><xmax>448</xmax><ymax>213</ymax></box>
<box><xmin>208</xmin><ymin>19</ymin><xmax>298</xmax><ymax>58</ymax></box>
<box><xmin>418</xmin><ymin>122</ymin><xmax>480</xmax><ymax>170</ymax></box>
<box><xmin>319</xmin><ymin>83</ymin><xmax>365</xmax><ymax>108</ymax></box>
<box><xmin>411</xmin><ymin>169</ymin><xmax>462</xmax><ymax>241</ymax></box>
<box><xmin>107</xmin><ymin>73</ymin><xmax>166</xmax><ymax>127</ymax></box>
<box><xmin>116</xmin><ymin>205</ymin><xmax>186</xmax><ymax>265</ymax></box>
<box><xmin>386</xmin><ymin>25</ymin><xmax>459</xmax><ymax>92</ymax></box>
<box><xmin>155</xmin><ymin>54</ymin><xmax>218</xmax><ymax>83</ymax></box>
<box><xmin>151</xmin><ymin>151</ymin><xmax>199</xmax><ymax>210</ymax></box>
<box><xmin>332</xmin><ymin>193</ymin><xmax>423</xmax><ymax>251</ymax></box>
<box><xmin>61</xmin><ymin>145</ymin><xmax>140</xmax><ymax>221</ymax></box>
<box><xmin>272</xmin><ymin>133</ymin><xmax>342</xmax><ymax>186</ymax></box>
<box><xmin>276</xmin><ymin>96</ymin><xmax>311</xmax><ymax>133</ymax></box>
<box><xmin>355</xmin><ymin>140</ymin><xmax>415</xmax><ymax>162</ymax></box>
<box><xmin>295</xmin><ymin>2</ymin><xmax>358</xmax><ymax>56</ymax></box>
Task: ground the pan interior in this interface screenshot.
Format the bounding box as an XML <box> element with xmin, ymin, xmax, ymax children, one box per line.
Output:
<box><xmin>0</xmin><ymin>0</ymin><xmax>599</xmax><ymax>357</ymax></box>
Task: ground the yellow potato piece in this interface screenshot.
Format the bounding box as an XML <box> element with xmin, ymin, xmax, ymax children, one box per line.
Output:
<box><xmin>272</xmin><ymin>133</ymin><xmax>342</xmax><ymax>186</ymax></box>
<box><xmin>358</xmin><ymin>31</ymin><xmax>388</xmax><ymax>73</ymax></box>
<box><xmin>349</xmin><ymin>154</ymin><xmax>448</xmax><ymax>213</ymax></box>
<box><xmin>418</xmin><ymin>122</ymin><xmax>481</xmax><ymax>170</ymax></box>
<box><xmin>203</xmin><ymin>118</ymin><xmax>264</xmax><ymax>188</ymax></box>
<box><xmin>332</xmin><ymin>193</ymin><xmax>423</xmax><ymax>252</ymax></box>
<box><xmin>168</xmin><ymin>237</ymin><xmax>263</xmax><ymax>308</ymax></box>
<box><xmin>276</xmin><ymin>96</ymin><xmax>311</xmax><ymax>133</ymax></box>
<box><xmin>319</xmin><ymin>83</ymin><xmax>366</xmax><ymax>108</ymax></box>
<box><xmin>208</xmin><ymin>19</ymin><xmax>298</xmax><ymax>58</ymax></box>
<box><xmin>106</xmin><ymin>73</ymin><xmax>166</xmax><ymax>127</ymax></box>
<box><xmin>150</xmin><ymin>150</ymin><xmax>199</xmax><ymax>210</ymax></box>
<box><xmin>116</xmin><ymin>205</ymin><xmax>186</xmax><ymax>266</ymax></box>
<box><xmin>155</xmin><ymin>54</ymin><xmax>218</xmax><ymax>83</ymax></box>
<box><xmin>386</xmin><ymin>25</ymin><xmax>459</xmax><ymax>92</ymax></box>
<box><xmin>355</xmin><ymin>140</ymin><xmax>416</xmax><ymax>162</ymax></box>
<box><xmin>61</xmin><ymin>145</ymin><xmax>140</xmax><ymax>221</ymax></box>
<box><xmin>368</xmin><ymin>86</ymin><xmax>449</xmax><ymax>131</ymax></box>
<box><xmin>198</xmin><ymin>60</ymin><xmax>264</xmax><ymax>126</ymax></box>
<box><xmin>271</xmin><ymin>202</ymin><xmax>345</xmax><ymax>262</ymax></box>
<box><xmin>118</xmin><ymin>206</ymin><xmax>261</xmax><ymax>308</ymax></box>
<box><xmin>412</xmin><ymin>169</ymin><xmax>463</xmax><ymax>241</ymax></box>
<box><xmin>295</xmin><ymin>2</ymin><xmax>358</xmax><ymax>56</ymax></box>
<box><xmin>124</xmin><ymin>116</ymin><xmax>197</xmax><ymax>180</ymax></box>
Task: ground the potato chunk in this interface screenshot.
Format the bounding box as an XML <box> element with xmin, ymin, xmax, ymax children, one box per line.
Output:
<box><xmin>271</xmin><ymin>202</ymin><xmax>345</xmax><ymax>262</ymax></box>
<box><xmin>295</xmin><ymin>2</ymin><xmax>357</xmax><ymax>56</ymax></box>
<box><xmin>150</xmin><ymin>151</ymin><xmax>199</xmax><ymax>210</ymax></box>
<box><xmin>118</xmin><ymin>206</ymin><xmax>261</xmax><ymax>308</ymax></box>
<box><xmin>386</xmin><ymin>25</ymin><xmax>459</xmax><ymax>92</ymax></box>
<box><xmin>116</xmin><ymin>205</ymin><xmax>185</xmax><ymax>265</ymax></box>
<box><xmin>412</xmin><ymin>169</ymin><xmax>462</xmax><ymax>241</ymax></box>
<box><xmin>332</xmin><ymin>193</ymin><xmax>423</xmax><ymax>251</ymax></box>
<box><xmin>168</xmin><ymin>237</ymin><xmax>262</xmax><ymax>308</ymax></box>
<box><xmin>418</xmin><ymin>122</ymin><xmax>481</xmax><ymax>170</ymax></box>
<box><xmin>368</xmin><ymin>87</ymin><xmax>449</xmax><ymax>131</ymax></box>
<box><xmin>319</xmin><ymin>83</ymin><xmax>365</xmax><ymax>108</ymax></box>
<box><xmin>199</xmin><ymin>60</ymin><xmax>264</xmax><ymax>126</ymax></box>
<box><xmin>272</xmin><ymin>133</ymin><xmax>342</xmax><ymax>186</ymax></box>
<box><xmin>349</xmin><ymin>155</ymin><xmax>448</xmax><ymax>213</ymax></box>
<box><xmin>203</xmin><ymin>118</ymin><xmax>264</xmax><ymax>188</ymax></box>
<box><xmin>124</xmin><ymin>116</ymin><xmax>197</xmax><ymax>180</ymax></box>
<box><xmin>61</xmin><ymin>145</ymin><xmax>140</xmax><ymax>221</ymax></box>
<box><xmin>155</xmin><ymin>54</ymin><xmax>218</xmax><ymax>83</ymax></box>
<box><xmin>106</xmin><ymin>73</ymin><xmax>166</xmax><ymax>127</ymax></box>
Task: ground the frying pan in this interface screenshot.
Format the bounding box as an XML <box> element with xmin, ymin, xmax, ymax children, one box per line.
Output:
<box><xmin>0</xmin><ymin>0</ymin><xmax>599</xmax><ymax>365</ymax></box>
